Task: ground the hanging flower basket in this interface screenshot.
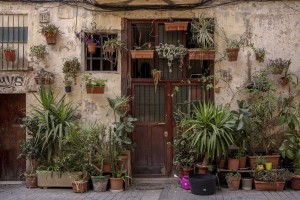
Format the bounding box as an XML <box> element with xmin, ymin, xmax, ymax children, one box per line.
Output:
<box><xmin>164</xmin><ymin>21</ymin><xmax>189</xmax><ymax>31</ymax></box>
<box><xmin>188</xmin><ymin>49</ymin><xmax>216</xmax><ymax>60</ymax></box>
<box><xmin>45</xmin><ymin>33</ymin><xmax>57</xmax><ymax>45</ymax></box>
<box><xmin>87</xmin><ymin>42</ymin><xmax>97</xmax><ymax>54</ymax></box>
<box><xmin>3</xmin><ymin>50</ymin><xmax>16</xmax><ymax>61</ymax></box>
<box><xmin>226</xmin><ymin>48</ymin><xmax>240</xmax><ymax>61</ymax></box>
<box><xmin>130</xmin><ymin>50</ymin><xmax>154</xmax><ymax>59</ymax></box>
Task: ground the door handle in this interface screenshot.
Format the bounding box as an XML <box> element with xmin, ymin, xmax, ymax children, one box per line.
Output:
<box><xmin>158</xmin><ymin>122</ymin><xmax>166</xmax><ymax>125</ymax></box>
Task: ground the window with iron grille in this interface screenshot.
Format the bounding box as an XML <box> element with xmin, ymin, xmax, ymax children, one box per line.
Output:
<box><xmin>0</xmin><ymin>14</ymin><xmax>28</xmax><ymax>71</ymax></box>
<box><xmin>85</xmin><ymin>34</ymin><xmax>118</xmax><ymax>71</ymax></box>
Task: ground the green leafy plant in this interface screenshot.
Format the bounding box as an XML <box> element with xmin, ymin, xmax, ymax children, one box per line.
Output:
<box><xmin>103</xmin><ymin>37</ymin><xmax>124</xmax><ymax>59</ymax></box>
<box><xmin>225</xmin><ymin>172</ymin><xmax>241</xmax><ymax>183</ymax></box>
<box><xmin>107</xmin><ymin>96</ymin><xmax>131</xmax><ymax>117</ymax></box>
<box><xmin>253</xmin><ymin>48</ymin><xmax>265</xmax><ymax>63</ymax></box>
<box><xmin>62</xmin><ymin>57</ymin><xmax>81</xmax><ymax>86</ymax></box>
<box><xmin>155</xmin><ymin>43</ymin><xmax>188</xmax><ymax>72</ymax></box>
<box><xmin>178</xmin><ymin>101</ymin><xmax>235</xmax><ymax>162</ymax></box>
<box><xmin>254</xmin><ymin>156</ymin><xmax>267</xmax><ymax>166</ymax></box>
<box><xmin>172</xmin><ymin>135</ymin><xmax>197</xmax><ymax>168</ymax></box>
<box><xmin>133</xmin><ymin>42</ymin><xmax>153</xmax><ymax>50</ymax></box>
<box><xmin>268</xmin><ymin>58</ymin><xmax>291</xmax><ymax>75</ymax></box>
<box><xmin>39</xmin><ymin>23</ymin><xmax>60</xmax><ymax>37</ymax></box>
<box><xmin>226</xmin><ymin>39</ymin><xmax>242</xmax><ymax>49</ymax></box>
<box><xmin>190</xmin><ymin>14</ymin><xmax>215</xmax><ymax>49</ymax></box>
<box><xmin>83</xmin><ymin>73</ymin><xmax>107</xmax><ymax>87</ymax></box>
<box><xmin>29</xmin><ymin>44</ymin><xmax>47</xmax><ymax>61</ymax></box>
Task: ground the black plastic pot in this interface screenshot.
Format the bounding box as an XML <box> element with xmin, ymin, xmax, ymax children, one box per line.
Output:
<box><xmin>189</xmin><ymin>174</ymin><xmax>216</xmax><ymax>195</ymax></box>
<box><xmin>65</xmin><ymin>86</ymin><xmax>72</xmax><ymax>93</ymax></box>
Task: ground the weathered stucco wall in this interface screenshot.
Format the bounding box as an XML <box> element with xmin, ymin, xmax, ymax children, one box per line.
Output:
<box><xmin>0</xmin><ymin>1</ymin><xmax>299</xmax><ymax>123</ymax></box>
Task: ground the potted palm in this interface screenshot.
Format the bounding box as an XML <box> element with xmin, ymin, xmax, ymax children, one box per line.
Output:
<box><xmin>189</xmin><ymin>14</ymin><xmax>216</xmax><ymax>60</ymax></box>
<box><xmin>83</xmin><ymin>73</ymin><xmax>107</xmax><ymax>94</ymax></box>
<box><xmin>39</xmin><ymin>23</ymin><xmax>60</xmax><ymax>45</ymax></box>
<box><xmin>62</xmin><ymin>57</ymin><xmax>81</xmax><ymax>93</ymax></box>
<box><xmin>177</xmin><ymin>101</ymin><xmax>235</xmax><ymax>195</ymax></box>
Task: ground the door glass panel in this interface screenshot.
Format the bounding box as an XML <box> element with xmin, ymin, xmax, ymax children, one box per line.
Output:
<box><xmin>133</xmin><ymin>85</ymin><xmax>165</xmax><ymax>122</ymax></box>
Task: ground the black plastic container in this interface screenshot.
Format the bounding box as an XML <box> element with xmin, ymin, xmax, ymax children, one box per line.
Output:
<box><xmin>65</xmin><ymin>86</ymin><xmax>72</xmax><ymax>93</ymax></box>
<box><xmin>189</xmin><ymin>174</ymin><xmax>216</xmax><ymax>195</ymax></box>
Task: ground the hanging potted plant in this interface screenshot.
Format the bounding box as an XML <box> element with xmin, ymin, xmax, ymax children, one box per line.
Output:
<box><xmin>39</xmin><ymin>23</ymin><xmax>60</xmax><ymax>45</ymax></box>
<box><xmin>164</xmin><ymin>21</ymin><xmax>189</xmax><ymax>31</ymax></box>
<box><xmin>253</xmin><ymin>47</ymin><xmax>265</xmax><ymax>63</ymax></box>
<box><xmin>267</xmin><ymin>58</ymin><xmax>291</xmax><ymax>75</ymax></box>
<box><xmin>155</xmin><ymin>43</ymin><xmax>187</xmax><ymax>73</ymax></box>
<box><xmin>226</xmin><ymin>39</ymin><xmax>241</xmax><ymax>62</ymax></box>
<box><xmin>102</xmin><ymin>37</ymin><xmax>124</xmax><ymax>60</ymax></box>
<box><xmin>189</xmin><ymin>14</ymin><xmax>216</xmax><ymax>60</ymax></box>
<box><xmin>29</xmin><ymin>44</ymin><xmax>47</xmax><ymax>61</ymax></box>
<box><xmin>62</xmin><ymin>57</ymin><xmax>81</xmax><ymax>93</ymax></box>
<box><xmin>83</xmin><ymin>73</ymin><xmax>107</xmax><ymax>94</ymax></box>
<box><xmin>3</xmin><ymin>47</ymin><xmax>16</xmax><ymax>61</ymax></box>
<box><xmin>75</xmin><ymin>22</ymin><xmax>100</xmax><ymax>54</ymax></box>
<box><xmin>151</xmin><ymin>69</ymin><xmax>161</xmax><ymax>92</ymax></box>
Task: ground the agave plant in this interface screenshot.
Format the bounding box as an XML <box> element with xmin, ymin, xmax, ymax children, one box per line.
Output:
<box><xmin>179</xmin><ymin>101</ymin><xmax>235</xmax><ymax>161</ymax></box>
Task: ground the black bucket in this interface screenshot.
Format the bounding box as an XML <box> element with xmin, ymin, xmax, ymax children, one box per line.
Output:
<box><xmin>189</xmin><ymin>174</ymin><xmax>216</xmax><ymax>195</ymax></box>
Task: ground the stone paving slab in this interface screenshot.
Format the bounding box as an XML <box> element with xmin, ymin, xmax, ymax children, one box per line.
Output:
<box><xmin>1</xmin><ymin>184</ymin><xmax>300</xmax><ymax>200</ymax></box>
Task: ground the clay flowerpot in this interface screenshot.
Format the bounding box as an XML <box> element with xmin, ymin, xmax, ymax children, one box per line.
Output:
<box><xmin>226</xmin><ymin>48</ymin><xmax>240</xmax><ymax>61</ymax></box>
<box><xmin>228</xmin><ymin>158</ymin><xmax>239</xmax><ymax>172</ymax></box>
<box><xmin>188</xmin><ymin>49</ymin><xmax>216</xmax><ymax>60</ymax></box>
<box><xmin>227</xmin><ymin>176</ymin><xmax>241</xmax><ymax>191</ymax></box>
<box><xmin>239</xmin><ymin>157</ymin><xmax>247</xmax><ymax>169</ymax></box>
<box><xmin>3</xmin><ymin>50</ymin><xmax>16</xmax><ymax>61</ymax></box>
<box><xmin>110</xmin><ymin>178</ymin><xmax>124</xmax><ymax>192</ymax></box>
<box><xmin>103</xmin><ymin>163</ymin><xmax>112</xmax><ymax>173</ymax></box>
<box><xmin>34</xmin><ymin>76</ymin><xmax>54</xmax><ymax>85</ymax></box>
<box><xmin>72</xmin><ymin>180</ymin><xmax>88</xmax><ymax>193</ymax></box>
<box><xmin>45</xmin><ymin>33</ymin><xmax>57</xmax><ymax>45</ymax></box>
<box><xmin>164</xmin><ymin>21</ymin><xmax>189</xmax><ymax>31</ymax></box>
<box><xmin>182</xmin><ymin>166</ymin><xmax>193</xmax><ymax>176</ymax></box>
<box><xmin>248</xmin><ymin>155</ymin><xmax>280</xmax><ymax>169</ymax></box>
<box><xmin>87</xmin><ymin>42</ymin><xmax>97</xmax><ymax>54</ymax></box>
<box><xmin>291</xmin><ymin>176</ymin><xmax>300</xmax><ymax>190</ymax></box>
<box><xmin>254</xmin><ymin>180</ymin><xmax>285</xmax><ymax>191</ymax></box>
<box><xmin>91</xmin><ymin>176</ymin><xmax>109</xmax><ymax>192</ymax></box>
<box><xmin>196</xmin><ymin>163</ymin><xmax>208</xmax><ymax>174</ymax></box>
<box><xmin>218</xmin><ymin>159</ymin><xmax>226</xmax><ymax>169</ymax></box>
<box><xmin>130</xmin><ymin>50</ymin><xmax>154</xmax><ymax>59</ymax></box>
<box><xmin>86</xmin><ymin>86</ymin><xmax>105</xmax><ymax>94</ymax></box>
<box><xmin>25</xmin><ymin>173</ymin><xmax>37</xmax><ymax>188</ymax></box>
<box><xmin>281</xmin><ymin>77</ymin><xmax>289</xmax><ymax>86</ymax></box>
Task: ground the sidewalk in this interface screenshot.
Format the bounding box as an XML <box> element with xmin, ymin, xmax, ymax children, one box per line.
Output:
<box><xmin>1</xmin><ymin>183</ymin><xmax>300</xmax><ymax>200</ymax></box>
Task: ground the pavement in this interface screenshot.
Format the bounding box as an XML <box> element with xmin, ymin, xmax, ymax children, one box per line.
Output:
<box><xmin>1</xmin><ymin>183</ymin><xmax>300</xmax><ymax>200</ymax></box>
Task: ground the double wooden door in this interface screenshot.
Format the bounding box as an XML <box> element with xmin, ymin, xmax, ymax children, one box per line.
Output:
<box><xmin>0</xmin><ymin>94</ymin><xmax>26</xmax><ymax>181</ymax></box>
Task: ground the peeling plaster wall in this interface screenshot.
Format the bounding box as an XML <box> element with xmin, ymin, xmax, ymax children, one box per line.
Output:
<box><xmin>0</xmin><ymin>1</ymin><xmax>299</xmax><ymax>123</ymax></box>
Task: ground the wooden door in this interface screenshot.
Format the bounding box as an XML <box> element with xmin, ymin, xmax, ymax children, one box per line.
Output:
<box><xmin>132</xmin><ymin>84</ymin><xmax>168</xmax><ymax>176</ymax></box>
<box><xmin>0</xmin><ymin>94</ymin><xmax>26</xmax><ymax>181</ymax></box>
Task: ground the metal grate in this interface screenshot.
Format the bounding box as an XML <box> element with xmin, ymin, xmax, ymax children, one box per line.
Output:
<box><xmin>133</xmin><ymin>84</ymin><xmax>166</xmax><ymax>122</ymax></box>
<box><xmin>0</xmin><ymin>14</ymin><xmax>28</xmax><ymax>71</ymax></box>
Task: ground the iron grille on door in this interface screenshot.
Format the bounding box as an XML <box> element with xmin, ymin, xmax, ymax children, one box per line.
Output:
<box><xmin>0</xmin><ymin>14</ymin><xmax>28</xmax><ymax>70</ymax></box>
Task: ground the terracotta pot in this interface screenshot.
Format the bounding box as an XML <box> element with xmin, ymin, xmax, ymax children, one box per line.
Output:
<box><xmin>117</xmin><ymin>155</ymin><xmax>128</xmax><ymax>168</ymax></box>
<box><xmin>196</xmin><ymin>164</ymin><xmax>208</xmax><ymax>174</ymax></box>
<box><xmin>45</xmin><ymin>33</ymin><xmax>57</xmax><ymax>45</ymax></box>
<box><xmin>110</xmin><ymin>178</ymin><xmax>124</xmax><ymax>192</ymax></box>
<box><xmin>254</xmin><ymin>180</ymin><xmax>285</xmax><ymax>191</ymax></box>
<box><xmin>281</xmin><ymin>77</ymin><xmax>289</xmax><ymax>86</ymax></box>
<box><xmin>34</xmin><ymin>76</ymin><xmax>54</xmax><ymax>85</ymax></box>
<box><xmin>255</xmin><ymin>53</ymin><xmax>264</xmax><ymax>63</ymax></box>
<box><xmin>25</xmin><ymin>174</ymin><xmax>37</xmax><ymax>188</ymax></box>
<box><xmin>226</xmin><ymin>48</ymin><xmax>240</xmax><ymax>61</ymax></box>
<box><xmin>176</xmin><ymin>168</ymin><xmax>184</xmax><ymax>178</ymax></box>
<box><xmin>218</xmin><ymin>159</ymin><xmax>226</xmax><ymax>169</ymax></box>
<box><xmin>3</xmin><ymin>50</ymin><xmax>16</xmax><ymax>61</ymax></box>
<box><xmin>291</xmin><ymin>176</ymin><xmax>300</xmax><ymax>190</ymax></box>
<box><xmin>130</xmin><ymin>50</ymin><xmax>154</xmax><ymax>59</ymax></box>
<box><xmin>227</xmin><ymin>177</ymin><xmax>241</xmax><ymax>191</ymax></box>
<box><xmin>86</xmin><ymin>86</ymin><xmax>105</xmax><ymax>94</ymax></box>
<box><xmin>87</xmin><ymin>42</ymin><xmax>97</xmax><ymax>54</ymax></box>
<box><xmin>164</xmin><ymin>21</ymin><xmax>189</xmax><ymax>31</ymax></box>
<box><xmin>103</xmin><ymin>164</ymin><xmax>112</xmax><ymax>173</ymax></box>
<box><xmin>228</xmin><ymin>158</ymin><xmax>239</xmax><ymax>172</ymax></box>
<box><xmin>182</xmin><ymin>166</ymin><xmax>193</xmax><ymax>176</ymax></box>
<box><xmin>239</xmin><ymin>157</ymin><xmax>247</xmax><ymax>169</ymax></box>
<box><xmin>188</xmin><ymin>49</ymin><xmax>216</xmax><ymax>60</ymax></box>
<box><xmin>72</xmin><ymin>180</ymin><xmax>88</xmax><ymax>193</ymax></box>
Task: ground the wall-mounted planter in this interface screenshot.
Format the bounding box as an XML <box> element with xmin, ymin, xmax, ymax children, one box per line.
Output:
<box><xmin>3</xmin><ymin>50</ymin><xmax>16</xmax><ymax>61</ymax></box>
<box><xmin>226</xmin><ymin>48</ymin><xmax>240</xmax><ymax>61</ymax></box>
<box><xmin>164</xmin><ymin>21</ymin><xmax>189</xmax><ymax>31</ymax></box>
<box><xmin>188</xmin><ymin>49</ymin><xmax>216</xmax><ymax>60</ymax></box>
<box><xmin>45</xmin><ymin>33</ymin><xmax>57</xmax><ymax>45</ymax></box>
<box><xmin>87</xmin><ymin>42</ymin><xmax>97</xmax><ymax>54</ymax></box>
<box><xmin>86</xmin><ymin>85</ymin><xmax>105</xmax><ymax>94</ymax></box>
<box><xmin>34</xmin><ymin>76</ymin><xmax>54</xmax><ymax>85</ymax></box>
<box><xmin>130</xmin><ymin>50</ymin><xmax>154</xmax><ymax>59</ymax></box>
<box><xmin>248</xmin><ymin>155</ymin><xmax>280</xmax><ymax>169</ymax></box>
